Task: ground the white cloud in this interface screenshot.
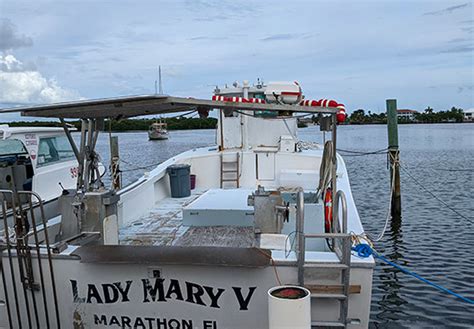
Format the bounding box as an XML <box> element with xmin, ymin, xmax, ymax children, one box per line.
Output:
<box><xmin>0</xmin><ymin>54</ymin><xmax>81</xmax><ymax>104</ymax></box>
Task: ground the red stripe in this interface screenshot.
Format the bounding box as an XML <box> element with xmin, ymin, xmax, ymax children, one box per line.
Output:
<box><xmin>280</xmin><ymin>91</ymin><xmax>302</xmax><ymax>96</ymax></box>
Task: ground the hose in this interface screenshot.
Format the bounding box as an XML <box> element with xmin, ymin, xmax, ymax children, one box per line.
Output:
<box><xmin>316</xmin><ymin>140</ymin><xmax>334</xmax><ymax>200</ymax></box>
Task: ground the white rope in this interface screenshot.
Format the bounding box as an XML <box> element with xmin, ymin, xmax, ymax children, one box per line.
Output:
<box><xmin>365</xmin><ymin>151</ymin><xmax>397</xmax><ymax>242</ymax></box>
<box><xmin>297</xmin><ymin>141</ymin><xmax>322</xmax><ymax>150</ymax></box>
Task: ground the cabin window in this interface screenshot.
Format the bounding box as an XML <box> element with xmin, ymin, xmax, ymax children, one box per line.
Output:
<box><xmin>0</xmin><ymin>139</ymin><xmax>28</xmax><ymax>156</ymax></box>
<box><xmin>37</xmin><ymin>136</ymin><xmax>75</xmax><ymax>166</ymax></box>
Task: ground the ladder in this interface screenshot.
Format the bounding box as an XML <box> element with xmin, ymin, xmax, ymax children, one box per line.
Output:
<box><xmin>296</xmin><ymin>190</ymin><xmax>352</xmax><ymax>328</ymax></box>
<box><xmin>220</xmin><ymin>152</ymin><xmax>240</xmax><ymax>188</ymax></box>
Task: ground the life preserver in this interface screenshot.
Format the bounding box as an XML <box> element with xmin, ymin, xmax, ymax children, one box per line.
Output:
<box><xmin>324</xmin><ymin>188</ymin><xmax>333</xmax><ymax>233</ymax></box>
<box><xmin>211</xmin><ymin>95</ymin><xmax>266</xmax><ymax>104</ymax></box>
<box><xmin>299</xmin><ymin>99</ymin><xmax>347</xmax><ymax>123</ymax></box>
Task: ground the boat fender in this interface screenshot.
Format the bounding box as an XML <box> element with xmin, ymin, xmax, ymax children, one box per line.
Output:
<box><xmin>324</xmin><ymin>188</ymin><xmax>333</xmax><ymax>233</ymax></box>
<box><xmin>336</xmin><ymin>104</ymin><xmax>346</xmax><ymax>123</ymax></box>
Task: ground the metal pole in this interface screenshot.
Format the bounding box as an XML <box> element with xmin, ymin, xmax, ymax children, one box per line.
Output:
<box><xmin>386</xmin><ymin>99</ymin><xmax>401</xmax><ymax>219</ymax></box>
<box><xmin>77</xmin><ymin>120</ymin><xmax>87</xmax><ymax>191</ymax></box>
<box><xmin>296</xmin><ymin>188</ymin><xmax>305</xmax><ymax>286</ymax></box>
<box><xmin>83</xmin><ymin>120</ymin><xmax>94</xmax><ymax>191</ymax></box>
<box><xmin>219</xmin><ymin>109</ymin><xmax>224</xmax><ymax>151</ymax></box>
<box><xmin>59</xmin><ymin>118</ymin><xmax>80</xmax><ymax>161</ymax></box>
<box><xmin>331</xmin><ymin>113</ymin><xmax>338</xmax><ymax>231</ymax></box>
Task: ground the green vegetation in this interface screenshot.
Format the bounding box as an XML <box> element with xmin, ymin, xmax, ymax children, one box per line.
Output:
<box><xmin>346</xmin><ymin>107</ymin><xmax>465</xmax><ymax>124</ymax></box>
<box><xmin>348</xmin><ymin>110</ymin><xmax>387</xmax><ymax>124</ymax></box>
<box><xmin>413</xmin><ymin>107</ymin><xmax>464</xmax><ymax>123</ymax></box>
<box><xmin>2</xmin><ymin>116</ymin><xmax>218</xmax><ymax>131</ymax></box>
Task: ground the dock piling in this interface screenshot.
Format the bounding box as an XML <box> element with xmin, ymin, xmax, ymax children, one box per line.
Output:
<box><xmin>110</xmin><ymin>136</ymin><xmax>121</xmax><ymax>190</ymax></box>
<box><xmin>386</xmin><ymin>99</ymin><xmax>401</xmax><ymax>219</ymax></box>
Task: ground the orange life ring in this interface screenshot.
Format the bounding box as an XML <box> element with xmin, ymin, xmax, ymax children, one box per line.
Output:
<box><xmin>324</xmin><ymin>188</ymin><xmax>333</xmax><ymax>233</ymax></box>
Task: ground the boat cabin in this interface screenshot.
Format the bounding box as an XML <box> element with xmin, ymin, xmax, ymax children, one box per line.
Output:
<box><xmin>0</xmin><ymin>125</ymin><xmax>78</xmax><ymax>202</ymax></box>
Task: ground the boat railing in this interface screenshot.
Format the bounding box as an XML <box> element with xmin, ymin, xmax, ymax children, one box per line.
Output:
<box><xmin>0</xmin><ymin>189</ymin><xmax>61</xmax><ymax>329</ymax></box>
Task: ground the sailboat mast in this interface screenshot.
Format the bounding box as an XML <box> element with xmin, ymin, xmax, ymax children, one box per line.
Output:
<box><xmin>159</xmin><ymin>65</ymin><xmax>163</xmax><ymax>94</ymax></box>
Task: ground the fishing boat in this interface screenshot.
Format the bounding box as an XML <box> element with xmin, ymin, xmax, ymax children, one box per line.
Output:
<box><xmin>148</xmin><ymin>121</ymin><xmax>169</xmax><ymax>140</ymax></box>
<box><xmin>0</xmin><ymin>81</ymin><xmax>374</xmax><ymax>328</ymax></box>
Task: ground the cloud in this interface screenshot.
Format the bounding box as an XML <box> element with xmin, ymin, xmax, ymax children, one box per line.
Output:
<box><xmin>188</xmin><ymin>36</ymin><xmax>229</xmax><ymax>41</ymax></box>
<box><xmin>0</xmin><ymin>19</ymin><xmax>33</xmax><ymax>51</ymax></box>
<box><xmin>0</xmin><ymin>54</ymin><xmax>81</xmax><ymax>104</ymax></box>
<box><xmin>440</xmin><ymin>45</ymin><xmax>474</xmax><ymax>53</ymax></box>
<box><xmin>458</xmin><ymin>85</ymin><xmax>474</xmax><ymax>93</ymax></box>
<box><xmin>260</xmin><ymin>33</ymin><xmax>315</xmax><ymax>42</ymax></box>
<box><xmin>461</xmin><ymin>26</ymin><xmax>474</xmax><ymax>33</ymax></box>
<box><xmin>424</xmin><ymin>3</ymin><xmax>470</xmax><ymax>16</ymax></box>
<box><xmin>261</xmin><ymin>33</ymin><xmax>299</xmax><ymax>42</ymax></box>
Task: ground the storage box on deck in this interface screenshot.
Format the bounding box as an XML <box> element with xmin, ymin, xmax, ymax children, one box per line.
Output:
<box><xmin>182</xmin><ymin>189</ymin><xmax>254</xmax><ymax>227</ymax></box>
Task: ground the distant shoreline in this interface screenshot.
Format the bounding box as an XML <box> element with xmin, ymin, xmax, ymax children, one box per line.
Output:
<box><xmin>1</xmin><ymin>117</ymin><xmax>218</xmax><ymax>131</ymax></box>
<box><xmin>1</xmin><ymin>119</ymin><xmax>471</xmax><ymax>131</ymax></box>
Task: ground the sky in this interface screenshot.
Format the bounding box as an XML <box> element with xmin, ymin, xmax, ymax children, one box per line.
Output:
<box><xmin>0</xmin><ymin>0</ymin><xmax>472</xmax><ymax>121</ymax></box>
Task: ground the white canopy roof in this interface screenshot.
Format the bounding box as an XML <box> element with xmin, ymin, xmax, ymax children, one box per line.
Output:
<box><xmin>0</xmin><ymin>95</ymin><xmax>337</xmax><ymax>119</ymax></box>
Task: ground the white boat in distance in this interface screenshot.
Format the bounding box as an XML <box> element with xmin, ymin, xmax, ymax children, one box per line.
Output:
<box><xmin>148</xmin><ymin>121</ymin><xmax>169</xmax><ymax>140</ymax></box>
<box><xmin>0</xmin><ymin>81</ymin><xmax>374</xmax><ymax>328</ymax></box>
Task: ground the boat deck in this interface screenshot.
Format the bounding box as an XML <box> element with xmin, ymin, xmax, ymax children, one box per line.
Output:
<box><xmin>119</xmin><ymin>189</ymin><xmax>256</xmax><ymax>248</ymax></box>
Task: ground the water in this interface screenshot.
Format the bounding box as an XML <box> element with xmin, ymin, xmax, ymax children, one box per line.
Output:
<box><xmin>94</xmin><ymin>124</ymin><xmax>474</xmax><ymax>327</ymax></box>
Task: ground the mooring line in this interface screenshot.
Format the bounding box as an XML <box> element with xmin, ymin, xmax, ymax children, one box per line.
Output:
<box><xmin>399</xmin><ymin>163</ymin><xmax>473</xmax><ymax>223</ymax></box>
<box><xmin>351</xmin><ymin>243</ymin><xmax>474</xmax><ymax>305</ymax></box>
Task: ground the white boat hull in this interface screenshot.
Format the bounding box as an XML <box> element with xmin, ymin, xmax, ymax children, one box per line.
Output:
<box><xmin>0</xmin><ymin>253</ymin><xmax>373</xmax><ymax>328</ymax></box>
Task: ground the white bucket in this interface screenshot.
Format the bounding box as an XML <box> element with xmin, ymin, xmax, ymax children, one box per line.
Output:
<box><xmin>268</xmin><ymin>285</ymin><xmax>311</xmax><ymax>329</ymax></box>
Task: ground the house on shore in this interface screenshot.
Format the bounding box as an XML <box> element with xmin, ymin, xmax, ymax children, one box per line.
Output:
<box><xmin>463</xmin><ymin>109</ymin><xmax>474</xmax><ymax>122</ymax></box>
<box><xmin>397</xmin><ymin>109</ymin><xmax>418</xmax><ymax>121</ymax></box>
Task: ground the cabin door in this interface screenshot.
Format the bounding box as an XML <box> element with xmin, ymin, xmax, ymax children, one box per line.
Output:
<box><xmin>256</xmin><ymin>152</ymin><xmax>275</xmax><ymax>181</ymax></box>
<box><xmin>221</xmin><ymin>116</ymin><xmax>242</xmax><ymax>149</ymax></box>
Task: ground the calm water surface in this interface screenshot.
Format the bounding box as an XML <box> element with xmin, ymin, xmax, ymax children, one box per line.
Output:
<box><xmin>94</xmin><ymin>124</ymin><xmax>473</xmax><ymax>328</ymax></box>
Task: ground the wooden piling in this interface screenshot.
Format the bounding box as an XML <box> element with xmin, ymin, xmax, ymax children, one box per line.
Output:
<box><xmin>386</xmin><ymin>99</ymin><xmax>401</xmax><ymax>219</ymax></box>
<box><xmin>110</xmin><ymin>136</ymin><xmax>121</xmax><ymax>190</ymax></box>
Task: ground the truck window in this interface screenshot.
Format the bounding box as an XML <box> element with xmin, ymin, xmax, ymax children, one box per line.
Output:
<box><xmin>37</xmin><ymin>136</ymin><xmax>75</xmax><ymax>166</ymax></box>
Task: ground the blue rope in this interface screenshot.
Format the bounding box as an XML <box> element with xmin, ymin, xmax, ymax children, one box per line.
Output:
<box><xmin>352</xmin><ymin>243</ymin><xmax>474</xmax><ymax>305</ymax></box>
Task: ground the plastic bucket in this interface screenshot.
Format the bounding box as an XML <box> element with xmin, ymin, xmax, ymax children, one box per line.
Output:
<box><xmin>166</xmin><ymin>164</ymin><xmax>191</xmax><ymax>198</ymax></box>
<box><xmin>268</xmin><ymin>285</ymin><xmax>311</xmax><ymax>329</ymax></box>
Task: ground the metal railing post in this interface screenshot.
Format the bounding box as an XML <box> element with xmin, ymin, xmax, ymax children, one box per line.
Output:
<box><xmin>296</xmin><ymin>188</ymin><xmax>305</xmax><ymax>285</ymax></box>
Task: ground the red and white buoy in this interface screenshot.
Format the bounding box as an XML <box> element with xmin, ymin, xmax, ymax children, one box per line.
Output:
<box><xmin>336</xmin><ymin>104</ymin><xmax>347</xmax><ymax>123</ymax></box>
<box><xmin>299</xmin><ymin>98</ymin><xmax>346</xmax><ymax>123</ymax></box>
<box><xmin>212</xmin><ymin>95</ymin><xmax>266</xmax><ymax>104</ymax></box>
<box><xmin>248</xmin><ymin>97</ymin><xmax>266</xmax><ymax>104</ymax></box>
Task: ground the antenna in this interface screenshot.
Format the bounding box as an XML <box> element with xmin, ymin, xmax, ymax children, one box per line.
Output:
<box><xmin>158</xmin><ymin>65</ymin><xmax>163</xmax><ymax>94</ymax></box>
<box><xmin>154</xmin><ymin>80</ymin><xmax>158</xmax><ymax>94</ymax></box>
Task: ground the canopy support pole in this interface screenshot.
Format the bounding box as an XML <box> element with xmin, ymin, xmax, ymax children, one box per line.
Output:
<box><xmin>59</xmin><ymin>118</ymin><xmax>80</xmax><ymax>162</ymax></box>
